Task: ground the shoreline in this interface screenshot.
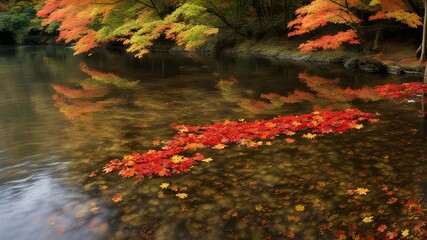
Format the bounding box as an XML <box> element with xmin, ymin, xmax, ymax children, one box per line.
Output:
<box><xmin>219</xmin><ymin>41</ymin><xmax>425</xmax><ymax>76</ymax></box>
<box><xmin>6</xmin><ymin>41</ymin><xmax>426</xmax><ymax>76</ymax></box>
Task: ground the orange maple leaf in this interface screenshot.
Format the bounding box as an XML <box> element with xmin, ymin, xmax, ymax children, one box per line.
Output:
<box><xmin>355</xmin><ymin>188</ymin><xmax>369</xmax><ymax>195</ymax></box>
<box><xmin>112</xmin><ymin>194</ymin><xmax>122</xmax><ymax>202</ymax></box>
<box><xmin>377</xmin><ymin>224</ymin><xmax>387</xmax><ymax>232</ymax></box>
<box><xmin>176</xmin><ymin>193</ymin><xmax>188</xmax><ymax>199</ymax></box>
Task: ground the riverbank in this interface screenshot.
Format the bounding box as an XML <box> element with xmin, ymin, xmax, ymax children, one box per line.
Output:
<box><xmin>9</xmin><ymin>35</ymin><xmax>425</xmax><ymax>76</ymax></box>
<box><xmin>219</xmin><ymin>39</ymin><xmax>425</xmax><ymax>76</ymax></box>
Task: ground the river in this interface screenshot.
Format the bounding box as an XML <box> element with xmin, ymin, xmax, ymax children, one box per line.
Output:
<box><xmin>0</xmin><ymin>46</ymin><xmax>426</xmax><ymax>239</ymax></box>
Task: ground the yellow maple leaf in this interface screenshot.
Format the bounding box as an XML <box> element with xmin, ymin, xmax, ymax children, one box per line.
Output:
<box><xmin>362</xmin><ymin>216</ymin><xmax>374</xmax><ymax>223</ymax></box>
<box><xmin>353</xmin><ymin>124</ymin><xmax>364</xmax><ymax>129</ymax></box>
<box><xmin>255</xmin><ymin>204</ymin><xmax>264</xmax><ymax>211</ymax></box>
<box><xmin>292</xmin><ymin>121</ymin><xmax>301</xmax><ymax>126</ymax></box>
<box><xmin>265</xmin><ymin>141</ymin><xmax>273</xmax><ymax>146</ymax></box>
<box><xmin>178</xmin><ymin>127</ymin><xmax>189</xmax><ymax>133</ymax></box>
<box><xmin>302</xmin><ymin>133</ymin><xmax>317</xmax><ymax>139</ymax></box>
<box><xmin>213</xmin><ymin>144</ymin><xmax>226</xmax><ymax>150</ymax></box>
<box><xmin>171</xmin><ymin>155</ymin><xmax>186</xmax><ymax>163</ymax></box>
<box><xmin>160</xmin><ymin>182</ymin><xmax>170</xmax><ymax>189</ymax></box>
<box><xmin>201</xmin><ymin>157</ymin><xmax>213</xmax><ymax>163</ymax></box>
<box><xmin>295</xmin><ymin>204</ymin><xmax>305</xmax><ymax>211</ymax></box>
<box><xmin>355</xmin><ymin>188</ymin><xmax>369</xmax><ymax>195</ymax></box>
<box><xmin>176</xmin><ymin>193</ymin><xmax>188</xmax><ymax>199</ymax></box>
<box><xmin>401</xmin><ymin>229</ymin><xmax>409</xmax><ymax>237</ymax></box>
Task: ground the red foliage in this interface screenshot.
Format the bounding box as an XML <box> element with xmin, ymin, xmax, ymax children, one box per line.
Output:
<box><xmin>374</xmin><ymin>83</ymin><xmax>427</xmax><ymax>100</ymax></box>
<box><xmin>104</xmin><ymin>109</ymin><xmax>378</xmax><ymax>179</ymax></box>
<box><xmin>298</xmin><ymin>30</ymin><xmax>360</xmax><ymax>52</ymax></box>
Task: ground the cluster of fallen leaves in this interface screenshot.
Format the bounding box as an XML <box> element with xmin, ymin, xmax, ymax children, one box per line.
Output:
<box><xmin>103</xmin><ymin>109</ymin><xmax>377</xmax><ymax>179</ymax></box>
<box><xmin>333</xmin><ymin>184</ymin><xmax>426</xmax><ymax>240</ymax></box>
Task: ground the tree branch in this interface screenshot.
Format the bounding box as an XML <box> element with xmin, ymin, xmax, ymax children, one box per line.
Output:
<box><xmin>205</xmin><ymin>3</ymin><xmax>250</xmax><ymax>39</ymax></box>
<box><xmin>148</xmin><ymin>0</ymin><xmax>163</xmax><ymax>20</ymax></box>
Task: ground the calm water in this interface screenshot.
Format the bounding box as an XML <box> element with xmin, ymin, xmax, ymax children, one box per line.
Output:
<box><xmin>0</xmin><ymin>46</ymin><xmax>426</xmax><ymax>239</ymax></box>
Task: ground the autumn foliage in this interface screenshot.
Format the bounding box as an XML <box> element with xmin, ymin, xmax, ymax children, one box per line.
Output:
<box><xmin>37</xmin><ymin>0</ymin><xmax>218</xmax><ymax>57</ymax></box>
<box><xmin>104</xmin><ymin>109</ymin><xmax>378</xmax><ymax>178</ymax></box>
<box><xmin>288</xmin><ymin>0</ymin><xmax>422</xmax><ymax>52</ymax></box>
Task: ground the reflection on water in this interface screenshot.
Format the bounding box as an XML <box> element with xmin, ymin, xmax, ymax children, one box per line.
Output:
<box><xmin>0</xmin><ymin>46</ymin><xmax>426</xmax><ymax>239</ymax></box>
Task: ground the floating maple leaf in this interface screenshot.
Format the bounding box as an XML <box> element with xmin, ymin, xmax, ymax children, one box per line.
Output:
<box><xmin>160</xmin><ymin>182</ymin><xmax>170</xmax><ymax>189</ymax></box>
<box><xmin>386</xmin><ymin>231</ymin><xmax>398</xmax><ymax>239</ymax></box>
<box><xmin>377</xmin><ymin>224</ymin><xmax>387</xmax><ymax>232</ymax></box>
<box><xmin>295</xmin><ymin>205</ymin><xmax>305</xmax><ymax>211</ymax></box>
<box><xmin>347</xmin><ymin>189</ymin><xmax>356</xmax><ymax>195</ymax></box>
<box><xmin>335</xmin><ymin>230</ymin><xmax>346</xmax><ymax>240</ymax></box>
<box><xmin>152</xmin><ymin>140</ymin><xmax>161</xmax><ymax>146</ymax></box>
<box><xmin>112</xmin><ymin>194</ymin><xmax>122</xmax><ymax>203</ymax></box>
<box><xmin>171</xmin><ymin>155</ymin><xmax>186</xmax><ymax>164</ymax></box>
<box><xmin>302</xmin><ymin>133</ymin><xmax>317</xmax><ymax>139</ymax></box>
<box><xmin>285</xmin><ymin>138</ymin><xmax>295</xmax><ymax>144</ymax></box>
<box><xmin>103</xmin><ymin>166</ymin><xmax>114</xmax><ymax>173</ymax></box>
<box><xmin>285</xmin><ymin>230</ymin><xmax>295</xmax><ymax>239</ymax></box>
<box><xmin>401</xmin><ymin>229</ymin><xmax>409</xmax><ymax>237</ymax></box>
<box><xmin>255</xmin><ymin>204</ymin><xmax>264</xmax><ymax>212</ymax></box>
<box><xmin>387</xmin><ymin>197</ymin><xmax>398</xmax><ymax>205</ymax></box>
<box><xmin>362</xmin><ymin>216</ymin><xmax>374</xmax><ymax>223</ymax></box>
<box><xmin>286</xmin><ymin>131</ymin><xmax>296</xmax><ymax>136</ymax></box>
<box><xmin>201</xmin><ymin>158</ymin><xmax>213</xmax><ymax>163</ymax></box>
<box><xmin>355</xmin><ymin>188</ymin><xmax>369</xmax><ymax>195</ymax></box>
<box><xmin>213</xmin><ymin>144</ymin><xmax>226</xmax><ymax>150</ymax></box>
<box><xmin>176</xmin><ymin>193</ymin><xmax>188</xmax><ymax>199</ymax></box>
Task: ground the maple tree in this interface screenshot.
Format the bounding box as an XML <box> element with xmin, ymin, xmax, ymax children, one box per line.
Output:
<box><xmin>36</xmin><ymin>0</ymin><xmax>220</xmax><ymax>56</ymax></box>
<box><xmin>288</xmin><ymin>0</ymin><xmax>422</xmax><ymax>52</ymax></box>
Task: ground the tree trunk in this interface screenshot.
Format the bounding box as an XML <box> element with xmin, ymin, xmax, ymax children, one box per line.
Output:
<box><xmin>420</xmin><ymin>0</ymin><xmax>427</xmax><ymax>62</ymax></box>
<box><xmin>373</xmin><ymin>28</ymin><xmax>382</xmax><ymax>51</ymax></box>
<box><xmin>422</xmin><ymin>65</ymin><xmax>427</xmax><ymax>139</ymax></box>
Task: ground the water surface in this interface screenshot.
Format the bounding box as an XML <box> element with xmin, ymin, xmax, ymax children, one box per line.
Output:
<box><xmin>0</xmin><ymin>46</ymin><xmax>426</xmax><ymax>239</ymax></box>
